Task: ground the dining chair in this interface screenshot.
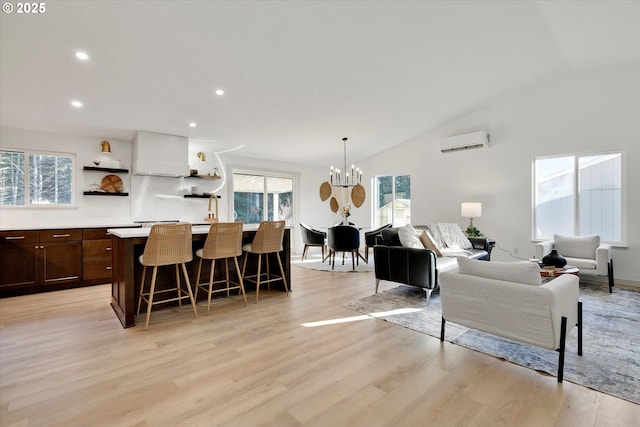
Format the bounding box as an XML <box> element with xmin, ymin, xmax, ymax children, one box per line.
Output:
<box><xmin>364</xmin><ymin>223</ymin><xmax>392</xmax><ymax>263</ymax></box>
<box><xmin>300</xmin><ymin>222</ymin><xmax>327</xmax><ymax>261</ymax></box>
<box><xmin>327</xmin><ymin>225</ymin><xmax>361</xmax><ymax>270</ymax></box>
<box><xmin>242</xmin><ymin>220</ymin><xmax>289</xmax><ymax>303</ymax></box>
<box><xmin>137</xmin><ymin>223</ymin><xmax>198</xmax><ymax>330</ymax></box>
<box><xmin>194</xmin><ymin>222</ymin><xmax>247</xmax><ymax>315</ymax></box>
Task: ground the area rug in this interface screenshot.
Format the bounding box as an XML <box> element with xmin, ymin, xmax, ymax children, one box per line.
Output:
<box><xmin>293</xmin><ymin>254</ymin><xmax>374</xmax><ymax>273</ymax></box>
<box><xmin>342</xmin><ymin>282</ymin><xmax>640</xmax><ymax>404</ymax></box>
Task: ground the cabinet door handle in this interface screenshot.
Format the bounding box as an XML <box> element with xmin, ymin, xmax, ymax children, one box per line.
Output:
<box><xmin>105</xmin><ymin>247</ymin><xmax>112</xmax><ymax>251</ymax></box>
<box><xmin>5</xmin><ymin>236</ymin><xmax>25</xmax><ymax>240</ymax></box>
<box><xmin>106</xmin><ymin>266</ymin><xmax>112</xmax><ymax>270</ymax></box>
<box><xmin>52</xmin><ymin>234</ymin><xmax>71</xmax><ymax>238</ymax></box>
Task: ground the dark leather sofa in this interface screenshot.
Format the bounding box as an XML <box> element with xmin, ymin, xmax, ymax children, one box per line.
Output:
<box><xmin>373</xmin><ymin>225</ymin><xmax>494</xmax><ymax>302</ymax></box>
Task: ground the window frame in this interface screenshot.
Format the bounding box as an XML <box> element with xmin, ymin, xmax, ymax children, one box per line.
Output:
<box><xmin>230</xmin><ymin>167</ymin><xmax>297</xmax><ymax>227</ymax></box>
<box><xmin>0</xmin><ymin>148</ymin><xmax>77</xmax><ymax>208</ymax></box>
<box><xmin>372</xmin><ymin>173</ymin><xmax>411</xmax><ymax>228</ymax></box>
<box><xmin>532</xmin><ymin>149</ymin><xmax>626</xmax><ymax>245</ymax></box>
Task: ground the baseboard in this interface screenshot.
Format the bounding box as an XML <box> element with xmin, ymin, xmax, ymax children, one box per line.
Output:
<box><xmin>581</xmin><ymin>276</ymin><xmax>639</xmax><ymax>289</ymax></box>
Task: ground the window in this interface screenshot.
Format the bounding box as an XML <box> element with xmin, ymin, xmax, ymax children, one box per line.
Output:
<box><xmin>374</xmin><ymin>175</ymin><xmax>410</xmax><ymax>227</ymax></box>
<box><xmin>533</xmin><ymin>152</ymin><xmax>622</xmax><ymax>243</ymax></box>
<box><xmin>0</xmin><ymin>149</ymin><xmax>75</xmax><ymax>207</ymax></box>
<box><xmin>232</xmin><ymin>171</ymin><xmax>294</xmax><ymax>226</ymax></box>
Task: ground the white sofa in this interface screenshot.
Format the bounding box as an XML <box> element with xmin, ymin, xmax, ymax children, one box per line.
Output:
<box><xmin>534</xmin><ymin>234</ymin><xmax>614</xmax><ymax>293</ymax></box>
<box><xmin>439</xmin><ymin>258</ymin><xmax>582</xmax><ymax>382</ymax></box>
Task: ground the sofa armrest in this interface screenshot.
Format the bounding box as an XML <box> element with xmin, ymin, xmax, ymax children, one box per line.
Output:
<box><xmin>543</xmin><ymin>274</ymin><xmax>580</xmax><ymax>346</ymax></box>
<box><xmin>468</xmin><ymin>237</ymin><xmax>495</xmax><ymax>260</ymax></box>
<box><xmin>534</xmin><ymin>240</ymin><xmax>554</xmax><ymax>260</ymax></box>
<box><xmin>374</xmin><ymin>245</ymin><xmax>437</xmax><ymax>289</ymax></box>
<box><xmin>595</xmin><ymin>242</ymin><xmax>612</xmax><ymax>273</ymax></box>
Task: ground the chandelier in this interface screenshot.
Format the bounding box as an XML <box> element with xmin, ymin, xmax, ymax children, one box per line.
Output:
<box><xmin>330</xmin><ymin>137</ymin><xmax>362</xmax><ymax>187</ymax></box>
<box><xmin>320</xmin><ymin>137</ymin><xmax>365</xmax><ymax>212</ymax></box>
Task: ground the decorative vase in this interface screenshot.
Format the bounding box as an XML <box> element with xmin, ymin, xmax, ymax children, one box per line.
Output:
<box><xmin>542</xmin><ymin>249</ymin><xmax>567</xmax><ymax>268</ymax></box>
<box><xmin>342</xmin><ymin>216</ymin><xmax>349</xmax><ymax>225</ymax></box>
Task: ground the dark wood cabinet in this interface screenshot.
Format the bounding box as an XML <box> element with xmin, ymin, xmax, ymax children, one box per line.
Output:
<box><xmin>0</xmin><ymin>231</ymin><xmax>40</xmax><ymax>288</ymax></box>
<box><xmin>0</xmin><ymin>229</ymin><xmax>82</xmax><ymax>296</ymax></box>
<box><xmin>82</xmin><ymin>228</ymin><xmax>113</xmax><ymax>283</ymax></box>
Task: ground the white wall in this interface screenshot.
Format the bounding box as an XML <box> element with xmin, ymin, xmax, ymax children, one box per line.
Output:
<box><xmin>0</xmin><ymin>127</ymin><xmax>134</xmax><ymax>227</ymax></box>
<box><xmin>0</xmin><ymin>126</ymin><xmax>337</xmax><ymax>254</ymax></box>
<box><xmin>360</xmin><ymin>64</ymin><xmax>640</xmax><ymax>285</ymax></box>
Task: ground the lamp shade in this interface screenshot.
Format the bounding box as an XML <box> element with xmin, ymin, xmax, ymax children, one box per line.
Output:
<box><xmin>461</xmin><ymin>202</ymin><xmax>482</xmax><ymax>218</ymax></box>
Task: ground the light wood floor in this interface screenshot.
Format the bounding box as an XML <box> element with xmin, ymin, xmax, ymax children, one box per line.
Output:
<box><xmin>1</xmin><ymin>264</ymin><xmax>638</xmax><ymax>427</ymax></box>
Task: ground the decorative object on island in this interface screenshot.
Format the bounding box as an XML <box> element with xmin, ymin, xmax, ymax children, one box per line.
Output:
<box><xmin>319</xmin><ymin>137</ymin><xmax>366</xmax><ymax>218</ymax></box>
<box><xmin>542</xmin><ymin>249</ymin><xmax>568</xmax><ymax>268</ymax></box>
<box><xmin>461</xmin><ymin>202</ymin><xmax>483</xmax><ymax>237</ymax></box>
<box><xmin>205</xmin><ymin>194</ymin><xmax>219</xmax><ymax>223</ymax></box>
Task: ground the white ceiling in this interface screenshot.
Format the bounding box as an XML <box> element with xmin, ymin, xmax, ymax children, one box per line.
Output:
<box><xmin>1</xmin><ymin>1</ymin><xmax>638</xmax><ymax>167</ymax></box>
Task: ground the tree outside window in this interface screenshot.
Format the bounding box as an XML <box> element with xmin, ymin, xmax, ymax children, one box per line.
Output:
<box><xmin>1</xmin><ymin>150</ymin><xmax>74</xmax><ymax>206</ymax></box>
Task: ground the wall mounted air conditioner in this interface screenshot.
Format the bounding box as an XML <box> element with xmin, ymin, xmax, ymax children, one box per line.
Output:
<box><xmin>440</xmin><ymin>131</ymin><xmax>490</xmax><ymax>153</ymax></box>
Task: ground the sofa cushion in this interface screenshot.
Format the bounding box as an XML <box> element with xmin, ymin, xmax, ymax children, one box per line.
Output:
<box><xmin>457</xmin><ymin>257</ymin><xmax>542</xmax><ymax>286</ymax></box>
<box><xmin>554</xmin><ymin>234</ymin><xmax>599</xmax><ymax>259</ymax></box>
<box><xmin>438</xmin><ymin>223</ymin><xmax>473</xmax><ymax>250</ymax></box>
<box><xmin>398</xmin><ymin>224</ymin><xmax>423</xmax><ymax>249</ymax></box>
<box><xmin>380</xmin><ymin>228</ymin><xmax>401</xmax><ymax>246</ymax></box>
<box><xmin>418</xmin><ymin>230</ymin><xmax>443</xmax><ymax>257</ymax></box>
<box><xmin>436</xmin><ymin>256</ymin><xmax>458</xmax><ymax>273</ymax></box>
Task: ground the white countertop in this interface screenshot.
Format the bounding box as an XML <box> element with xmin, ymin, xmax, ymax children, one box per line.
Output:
<box><xmin>108</xmin><ymin>223</ymin><xmax>263</xmax><ymax>238</ymax></box>
<box><xmin>1</xmin><ymin>221</ymin><xmax>138</xmax><ymax>232</ymax></box>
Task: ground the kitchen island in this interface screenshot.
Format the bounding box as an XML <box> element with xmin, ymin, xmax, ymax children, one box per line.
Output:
<box><xmin>108</xmin><ymin>224</ymin><xmax>291</xmax><ymax>328</ymax></box>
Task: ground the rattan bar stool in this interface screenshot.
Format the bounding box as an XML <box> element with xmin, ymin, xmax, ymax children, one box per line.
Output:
<box><xmin>241</xmin><ymin>220</ymin><xmax>289</xmax><ymax>303</ymax></box>
<box><xmin>194</xmin><ymin>222</ymin><xmax>248</xmax><ymax>315</ymax></box>
<box><xmin>137</xmin><ymin>223</ymin><xmax>198</xmax><ymax>329</ymax></box>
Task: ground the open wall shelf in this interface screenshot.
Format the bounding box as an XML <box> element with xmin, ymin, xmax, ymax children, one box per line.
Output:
<box><xmin>184</xmin><ymin>194</ymin><xmax>221</xmax><ymax>199</ymax></box>
<box><xmin>83</xmin><ymin>191</ymin><xmax>129</xmax><ymax>196</ymax></box>
<box><xmin>83</xmin><ymin>166</ymin><xmax>129</xmax><ymax>173</ymax></box>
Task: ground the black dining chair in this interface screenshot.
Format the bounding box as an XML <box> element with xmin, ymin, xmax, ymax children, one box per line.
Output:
<box><xmin>364</xmin><ymin>223</ymin><xmax>392</xmax><ymax>263</ymax></box>
<box><xmin>300</xmin><ymin>223</ymin><xmax>327</xmax><ymax>261</ymax></box>
<box><xmin>327</xmin><ymin>225</ymin><xmax>361</xmax><ymax>270</ymax></box>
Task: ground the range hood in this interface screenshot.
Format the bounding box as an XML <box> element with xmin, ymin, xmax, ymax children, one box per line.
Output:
<box><xmin>132</xmin><ymin>131</ymin><xmax>190</xmax><ymax>177</ymax></box>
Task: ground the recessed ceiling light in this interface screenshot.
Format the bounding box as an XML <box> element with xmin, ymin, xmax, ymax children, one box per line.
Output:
<box><xmin>75</xmin><ymin>51</ymin><xmax>89</xmax><ymax>61</ymax></box>
<box><xmin>71</xmin><ymin>100</ymin><xmax>83</xmax><ymax>108</ymax></box>
<box><xmin>215</xmin><ymin>89</ymin><xmax>224</xmax><ymax>96</ymax></box>
<box><xmin>189</xmin><ymin>122</ymin><xmax>197</xmax><ymax>127</ymax></box>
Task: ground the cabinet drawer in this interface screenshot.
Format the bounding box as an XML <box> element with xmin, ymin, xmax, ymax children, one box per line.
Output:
<box><xmin>83</xmin><ymin>228</ymin><xmax>110</xmax><ymax>240</ymax></box>
<box><xmin>39</xmin><ymin>229</ymin><xmax>82</xmax><ymax>243</ymax></box>
<box><xmin>83</xmin><ymin>239</ymin><xmax>112</xmax><ymax>259</ymax></box>
<box><xmin>0</xmin><ymin>231</ymin><xmax>40</xmax><ymax>244</ymax></box>
<box><xmin>83</xmin><ymin>259</ymin><xmax>112</xmax><ymax>281</ymax></box>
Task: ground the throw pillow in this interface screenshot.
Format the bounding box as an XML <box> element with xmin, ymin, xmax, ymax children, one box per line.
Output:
<box><xmin>438</xmin><ymin>223</ymin><xmax>473</xmax><ymax>250</ymax></box>
<box><xmin>554</xmin><ymin>234</ymin><xmax>599</xmax><ymax>259</ymax></box>
<box><xmin>457</xmin><ymin>257</ymin><xmax>542</xmax><ymax>286</ymax></box>
<box><xmin>418</xmin><ymin>230</ymin><xmax>443</xmax><ymax>257</ymax></box>
<box><xmin>398</xmin><ymin>224</ymin><xmax>423</xmax><ymax>249</ymax></box>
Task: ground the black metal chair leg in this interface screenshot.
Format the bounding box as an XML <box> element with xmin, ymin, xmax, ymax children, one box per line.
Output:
<box><xmin>558</xmin><ymin>316</ymin><xmax>567</xmax><ymax>383</ymax></box>
<box><xmin>440</xmin><ymin>317</ymin><xmax>446</xmax><ymax>341</ymax></box>
<box><xmin>608</xmin><ymin>260</ymin><xmax>614</xmax><ymax>293</ymax></box>
<box><xmin>577</xmin><ymin>301</ymin><xmax>583</xmax><ymax>356</ymax></box>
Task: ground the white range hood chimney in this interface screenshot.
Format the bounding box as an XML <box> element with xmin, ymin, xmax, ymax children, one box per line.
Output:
<box><xmin>132</xmin><ymin>131</ymin><xmax>190</xmax><ymax>177</ymax></box>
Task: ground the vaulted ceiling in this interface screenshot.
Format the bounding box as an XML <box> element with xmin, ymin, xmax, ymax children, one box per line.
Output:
<box><xmin>1</xmin><ymin>1</ymin><xmax>638</xmax><ymax>166</ymax></box>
